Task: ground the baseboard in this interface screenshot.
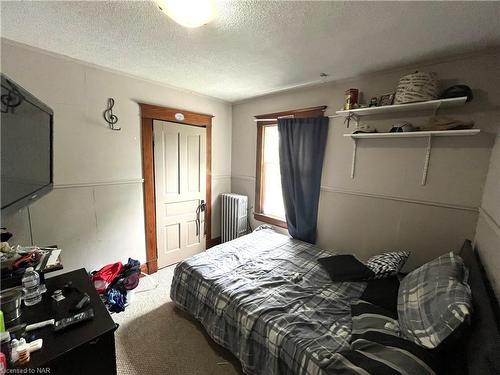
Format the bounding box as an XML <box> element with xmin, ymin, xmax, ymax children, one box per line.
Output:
<box><xmin>140</xmin><ymin>263</ymin><xmax>149</xmax><ymax>275</ymax></box>
<box><xmin>141</xmin><ymin>259</ymin><xmax>158</xmax><ymax>274</ymax></box>
<box><xmin>207</xmin><ymin>237</ymin><xmax>221</xmax><ymax>249</ymax></box>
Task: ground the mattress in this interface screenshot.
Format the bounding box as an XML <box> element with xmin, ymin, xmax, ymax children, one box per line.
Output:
<box><xmin>171</xmin><ymin>228</ymin><xmax>366</xmax><ymax>375</ymax></box>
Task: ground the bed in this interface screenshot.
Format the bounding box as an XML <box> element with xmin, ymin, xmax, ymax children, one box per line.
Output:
<box><xmin>171</xmin><ymin>228</ymin><xmax>500</xmax><ymax>375</ymax></box>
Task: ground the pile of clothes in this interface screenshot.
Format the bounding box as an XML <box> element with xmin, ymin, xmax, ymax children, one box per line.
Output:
<box><xmin>90</xmin><ymin>258</ymin><xmax>141</xmax><ymax>313</ymax></box>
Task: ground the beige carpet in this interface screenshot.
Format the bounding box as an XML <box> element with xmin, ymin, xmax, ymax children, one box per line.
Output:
<box><xmin>112</xmin><ymin>266</ymin><xmax>243</xmax><ymax>375</ymax></box>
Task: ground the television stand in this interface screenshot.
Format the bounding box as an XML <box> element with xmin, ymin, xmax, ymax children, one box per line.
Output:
<box><xmin>8</xmin><ymin>268</ymin><xmax>117</xmax><ymax>374</ymax></box>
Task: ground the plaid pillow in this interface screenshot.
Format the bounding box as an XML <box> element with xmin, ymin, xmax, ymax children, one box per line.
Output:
<box><xmin>351</xmin><ymin>301</ymin><xmax>400</xmax><ymax>337</ymax></box>
<box><xmin>397</xmin><ymin>252</ymin><xmax>472</xmax><ymax>349</ymax></box>
<box><xmin>325</xmin><ymin>301</ymin><xmax>440</xmax><ymax>374</ymax></box>
<box><xmin>330</xmin><ymin>332</ymin><xmax>440</xmax><ymax>375</ymax></box>
<box><xmin>366</xmin><ymin>251</ymin><xmax>410</xmax><ymax>279</ymax></box>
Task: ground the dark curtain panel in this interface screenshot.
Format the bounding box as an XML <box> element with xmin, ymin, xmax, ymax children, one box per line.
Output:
<box><xmin>278</xmin><ymin>117</ymin><xmax>329</xmax><ymax>243</ymax></box>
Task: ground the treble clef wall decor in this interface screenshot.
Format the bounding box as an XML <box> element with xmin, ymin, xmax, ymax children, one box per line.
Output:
<box><xmin>103</xmin><ymin>97</ymin><xmax>121</xmax><ymax>131</ymax></box>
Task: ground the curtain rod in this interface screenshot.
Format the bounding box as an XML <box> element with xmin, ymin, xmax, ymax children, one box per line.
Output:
<box><xmin>254</xmin><ymin>115</ymin><xmax>343</xmax><ymax>122</ymax></box>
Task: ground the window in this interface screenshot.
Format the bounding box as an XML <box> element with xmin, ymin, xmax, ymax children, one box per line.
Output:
<box><xmin>254</xmin><ymin>106</ymin><xmax>326</xmax><ymax>228</ymax></box>
<box><xmin>261</xmin><ymin>125</ymin><xmax>286</xmax><ymax>219</ymax></box>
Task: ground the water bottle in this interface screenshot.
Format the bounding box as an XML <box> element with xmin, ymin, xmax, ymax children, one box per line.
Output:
<box><xmin>21</xmin><ymin>267</ymin><xmax>42</xmax><ymax>306</ymax></box>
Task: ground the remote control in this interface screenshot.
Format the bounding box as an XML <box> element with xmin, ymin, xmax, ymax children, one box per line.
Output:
<box><xmin>54</xmin><ymin>308</ymin><xmax>94</xmax><ymax>332</ymax></box>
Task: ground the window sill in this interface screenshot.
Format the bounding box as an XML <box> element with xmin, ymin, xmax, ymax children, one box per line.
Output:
<box><xmin>254</xmin><ymin>212</ymin><xmax>288</xmax><ymax>229</ymax></box>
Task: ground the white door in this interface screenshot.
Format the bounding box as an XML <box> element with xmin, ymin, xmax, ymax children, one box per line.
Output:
<box><xmin>153</xmin><ymin>120</ymin><xmax>206</xmax><ymax>268</ymax></box>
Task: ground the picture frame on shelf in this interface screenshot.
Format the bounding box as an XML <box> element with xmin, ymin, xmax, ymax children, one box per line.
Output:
<box><xmin>378</xmin><ymin>92</ymin><xmax>395</xmax><ymax>106</ymax></box>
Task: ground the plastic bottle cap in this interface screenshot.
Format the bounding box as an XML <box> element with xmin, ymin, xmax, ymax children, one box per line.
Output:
<box><xmin>26</xmin><ymin>267</ymin><xmax>34</xmax><ymax>272</ymax></box>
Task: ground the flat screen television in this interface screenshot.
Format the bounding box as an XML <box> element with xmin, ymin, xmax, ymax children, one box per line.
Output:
<box><xmin>1</xmin><ymin>74</ymin><xmax>53</xmax><ymax>213</ymax></box>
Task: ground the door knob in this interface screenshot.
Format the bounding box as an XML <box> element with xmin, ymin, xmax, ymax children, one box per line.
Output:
<box><xmin>195</xmin><ymin>200</ymin><xmax>206</xmax><ymax>237</ymax></box>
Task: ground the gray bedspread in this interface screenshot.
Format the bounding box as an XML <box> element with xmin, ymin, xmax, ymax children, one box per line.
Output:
<box><xmin>171</xmin><ymin>228</ymin><xmax>366</xmax><ymax>375</ymax></box>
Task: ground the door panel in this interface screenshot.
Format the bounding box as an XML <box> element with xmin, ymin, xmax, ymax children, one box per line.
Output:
<box><xmin>165</xmin><ymin>200</ymin><xmax>199</xmax><ymax>217</ymax></box>
<box><xmin>186</xmin><ymin>220</ymin><xmax>200</xmax><ymax>246</ymax></box>
<box><xmin>165</xmin><ymin>224</ymin><xmax>180</xmax><ymax>252</ymax></box>
<box><xmin>154</xmin><ymin>120</ymin><xmax>206</xmax><ymax>268</ymax></box>
<box><xmin>163</xmin><ymin>131</ymin><xmax>180</xmax><ymax>195</ymax></box>
<box><xmin>187</xmin><ymin>134</ymin><xmax>201</xmax><ymax>193</ymax></box>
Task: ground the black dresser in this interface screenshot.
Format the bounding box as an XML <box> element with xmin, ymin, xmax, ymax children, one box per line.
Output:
<box><xmin>13</xmin><ymin>268</ymin><xmax>117</xmax><ymax>374</ymax></box>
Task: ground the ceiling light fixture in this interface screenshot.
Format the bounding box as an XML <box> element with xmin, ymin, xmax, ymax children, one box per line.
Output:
<box><xmin>155</xmin><ymin>0</ymin><xmax>216</xmax><ymax>28</ymax></box>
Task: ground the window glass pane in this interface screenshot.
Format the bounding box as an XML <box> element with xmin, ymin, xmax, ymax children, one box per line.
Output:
<box><xmin>262</xmin><ymin>125</ymin><xmax>285</xmax><ymax>219</ymax></box>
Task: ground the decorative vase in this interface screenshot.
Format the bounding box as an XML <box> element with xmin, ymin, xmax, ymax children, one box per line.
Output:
<box><xmin>394</xmin><ymin>71</ymin><xmax>439</xmax><ymax>104</ymax></box>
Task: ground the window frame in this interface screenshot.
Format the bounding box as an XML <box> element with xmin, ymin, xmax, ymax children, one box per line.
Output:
<box><xmin>254</xmin><ymin>106</ymin><xmax>327</xmax><ymax>228</ymax></box>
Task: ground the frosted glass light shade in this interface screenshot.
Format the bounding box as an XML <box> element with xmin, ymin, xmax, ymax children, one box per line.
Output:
<box><xmin>156</xmin><ymin>0</ymin><xmax>216</xmax><ymax>28</ymax></box>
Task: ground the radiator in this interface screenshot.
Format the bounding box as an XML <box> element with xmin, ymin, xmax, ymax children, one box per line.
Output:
<box><xmin>221</xmin><ymin>193</ymin><xmax>248</xmax><ymax>243</ymax></box>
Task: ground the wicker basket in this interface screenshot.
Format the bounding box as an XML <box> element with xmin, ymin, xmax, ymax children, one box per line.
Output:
<box><xmin>394</xmin><ymin>71</ymin><xmax>439</xmax><ymax>104</ymax></box>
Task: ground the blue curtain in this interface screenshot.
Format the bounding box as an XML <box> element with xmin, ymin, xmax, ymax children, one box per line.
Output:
<box><xmin>278</xmin><ymin>117</ymin><xmax>329</xmax><ymax>243</ymax></box>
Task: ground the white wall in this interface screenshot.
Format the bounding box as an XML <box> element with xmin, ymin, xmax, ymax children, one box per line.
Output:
<box><xmin>231</xmin><ymin>50</ymin><xmax>500</xmax><ymax>272</ymax></box>
<box><xmin>474</xmin><ymin>136</ymin><xmax>500</xmax><ymax>297</ymax></box>
<box><xmin>1</xmin><ymin>39</ymin><xmax>232</xmax><ymax>274</ymax></box>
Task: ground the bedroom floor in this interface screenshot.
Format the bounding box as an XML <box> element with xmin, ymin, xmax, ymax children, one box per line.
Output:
<box><xmin>112</xmin><ymin>265</ymin><xmax>243</xmax><ymax>375</ymax></box>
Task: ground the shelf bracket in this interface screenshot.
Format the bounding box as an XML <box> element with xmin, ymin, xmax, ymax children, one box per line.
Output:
<box><xmin>432</xmin><ymin>101</ymin><xmax>441</xmax><ymax>117</ymax></box>
<box><xmin>344</xmin><ymin>113</ymin><xmax>360</xmax><ymax>128</ymax></box>
<box><xmin>421</xmin><ymin>134</ymin><xmax>432</xmax><ymax>185</ymax></box>
<box><xmin>350</xmin><ymin>138</ymin><xmax>358</xmax><ymax>179</ymax></box>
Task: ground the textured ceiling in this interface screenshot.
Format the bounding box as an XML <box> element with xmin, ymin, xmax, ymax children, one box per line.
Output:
<box><xmin>1</xmin><ymin>1</ymin><xmax>500</xmax><ymax>102</ymax></box>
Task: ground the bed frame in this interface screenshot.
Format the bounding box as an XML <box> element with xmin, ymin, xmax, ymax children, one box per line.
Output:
<box><xmin>445</xmin><ymin>240</ymin><xmax>500</xmax><ymax>374</ymax></box>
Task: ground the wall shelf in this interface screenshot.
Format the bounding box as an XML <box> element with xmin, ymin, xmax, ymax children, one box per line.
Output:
<box><xmin>336</xmin><ymin>97</ymin><xmax>467</xmax><ymax>117</ymax></box>
<box><xmin>345</xmin><ymin>129</ymin><xmax>480</xmax><ymax>185</ymax></box>
<box><xmin>344</xmin><ymin>129</ymin><xmax>480</xmax><ymax>139</ymax></box>
<box><xmin>337</xmin><ymin>96</ymin><xmax>475</xmax><ymax>186</ymax></box>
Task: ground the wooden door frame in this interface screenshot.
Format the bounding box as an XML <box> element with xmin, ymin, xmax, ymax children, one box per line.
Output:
<box><xmin>139</xmin><ymin>103</ymin><xmax>213</xmax><ymax>274</ymax></box>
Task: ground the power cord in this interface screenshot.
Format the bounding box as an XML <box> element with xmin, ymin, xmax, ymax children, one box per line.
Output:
<box><xmin>27</xmin><ymin>206</ymin><xmax>34</xmax><ymax>246</ymax></box>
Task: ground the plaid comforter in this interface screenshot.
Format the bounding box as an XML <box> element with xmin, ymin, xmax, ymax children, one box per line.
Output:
<box><xmin>171</xmin><ymin>228</ymin><xmax>366</xmax><ymax>375</ymax></box>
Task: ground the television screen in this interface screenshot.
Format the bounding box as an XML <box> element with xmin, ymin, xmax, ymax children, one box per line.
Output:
<box><xmin>1</xmin><ymin>75</ymin><xmax>53</xmax><ymax>212</ymax></box>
